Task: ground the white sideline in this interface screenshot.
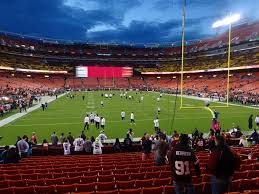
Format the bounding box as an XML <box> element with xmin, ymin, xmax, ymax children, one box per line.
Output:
<box><xmin>0</xmin><ymin>93</ymin><xmax>68</xmax><ymax>127</ymax></box>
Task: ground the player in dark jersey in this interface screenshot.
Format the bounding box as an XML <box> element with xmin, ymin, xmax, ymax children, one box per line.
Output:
<box><xmin>170</xmin><ymin>134</ymin><xmax>200</xmax><ymax>194</ymax></box>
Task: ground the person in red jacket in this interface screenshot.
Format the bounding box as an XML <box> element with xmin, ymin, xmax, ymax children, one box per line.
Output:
<box><xmin>207</xmin><ymin>135</ymin><xmax>241</xmax><ymax>194</ymax></box>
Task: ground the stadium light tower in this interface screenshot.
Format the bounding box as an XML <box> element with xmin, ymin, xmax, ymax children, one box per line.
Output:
<box><xmin>212</xmin><ymin>13</ymin><xmax>240</xmax><ymax>107</ymax></box>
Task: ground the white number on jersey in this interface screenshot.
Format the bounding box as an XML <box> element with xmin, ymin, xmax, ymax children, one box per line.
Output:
<box><xmin>175</xmin><ymin>161</ymin><xmax>190</xmax><ymax>175</ymax></box>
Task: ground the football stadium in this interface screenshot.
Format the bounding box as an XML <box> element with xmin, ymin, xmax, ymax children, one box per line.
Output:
<box><xmin>0</xmin><ymin>0</ymin><xmax>258</xmax><ymax>194</ymax></box>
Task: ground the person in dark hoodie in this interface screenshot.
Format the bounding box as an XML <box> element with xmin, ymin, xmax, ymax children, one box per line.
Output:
<box><xmin>208</xmin><ymin>135</ymin><xmax>241</xmax><ymax>194</ymax></box>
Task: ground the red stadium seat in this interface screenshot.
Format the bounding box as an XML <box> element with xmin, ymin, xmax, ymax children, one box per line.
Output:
<box><xmin>37</xmin><ymin>173</ymin><xmax>53</xmax><ymax>179</ymax></box>
<box><xmin>95</xmin><ymin>190</ymin><xmax>118</xmax><ymax>194</ymax></box>
<box><xmin>67</xmin><ymin>172</ymin><xmax>82</xmax><ymax>178</ymax></box>
<box><xmin>164</xmin><ymin>185</ymin><xmax>175</xmax><ymax>194</ymax></box>
<box><xmin>130</xmin><ymin>173</ymin><xmax>145</xmax><ymax>180</ymax></box>
<box><xmin>81</xmin><ymin>175</ymin><xmax>97</xmax><ymax>184</ymax></box>
<box><xmin>96</xmin><ymin>182</ymin><xmax>116</xmax><ymax>191</ymax></box>
<box><xmin>34</xmin><ymin>185</ymin><xmax>56</xmax><ymax>194</ymax></box>
<box><xmin>13</xmin><ymin>186</ymin><xmax>35</xmax><ymax>194</ymax></box>
<box><xmin>99</xmin><ymin>170</ymin><xmax>113</xmax><ymax>175</ymax></box>
<box><xmin>159</xmin><ymin>171</ymin><xmax>171</xmax><ymax>178</ymax></box>
<box><xmin>74</xmin><ymin>183</ymin><xmax>96</xmax><ymax>192</ymax></box>
<box><xmin>27</xmin><ymin>179</ymin><xmax>45</xmax><ymax>186</ymax></box>
<box><xmin>135</xmin><ymin>179</ymin><xmax>153</xmax><ymax>188</ymax></box>
<box><xmin>0</xmin><ymin>180</ymin><xmax>9</xmax><ymax>188</ymax></box>
<box><xmin>56</xmin><ymin>184</ymin><xmax>74</xmax><ymax>194</ymax></box>
<box><xmin>21</xmin><ymin>174</ymin><xmax>37</xmax><ymax>180</ymax></box>
<box><xmin>248</xmin><ymin>170</ymin><xmax>259</xmax><ymax>178</ymax></box>
<box><xmin>0</xmin><ymin>187</ymin><xmax>13</xmax><ymax>194</ymax></box>
<box><xmin>8</xmin><ymin>180</ymin><xmax>27</xmax><ymax>187</ymax></box>
<box><xmin>116</xmin><ymin>180</ymin><xmax>135</xmax><ymax>190</ymax></box>
<box><xmin>153</xmin><ymin>177</ymin><xmax>171</xmax><ymax>187</ymax></box>
<box><xmin>115</xmin><ymin>174</ymin><xmax>130</xmax><ymax>181</ymax></box>
<box><xmin>63</xmin><ymin>177</ymin><xmax>81</xmax><ymax>185</ymax></box>
<box><xmin>145</xmin><ymin>171</ymin><xmax>160</xmax><ymax>179</ymax></box>
<box><xmin>142</xmin><ymin>186</ymin><xmax>163</xmax><ymax>194</ymax></box>
<box><xmin>119</xmin><ymin>188</ymin><xmax>141</xmax><ymax>194</ymax></box>
<box><xmin>98</xmin><ymin>175</ymin><xmax>114</xmax><ymax>182</ymax></box>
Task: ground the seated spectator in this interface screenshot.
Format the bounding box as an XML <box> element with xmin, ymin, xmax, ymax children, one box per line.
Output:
<box><xmin>142</xmin><ymin>134</ymin><xmax>152</xmax><ymax>161</ymax></box>
<box><xmin>113</xmin><ymin>138</ymin><xmax>122</xmax><ymax>153</ymax></box>
<box><xmin>93</xmin><ymin>138</ymin><xmax>103</xmax><ymax>155</ymax></box>
<box><xmin>124</xmin><ymin>134</ymin><xmax>133</xmax><ymax>152</ymax></box>
<box><xmin>17</xmin><ymin>135</ymin><xmax>29</xmax><ymax>158</ymax></box>
<box><xmin>6</xmin><ymin>146</ymin><xmax>20</xmax><ymax>164</ymax></box>
<box><xmin>31</xmin><ymin>132</ymin><xmax>37</xmax><ymax>145</ymax></box>
<box><xmin>208</xmin><ymin>135</ymin><xmax>241</xmax><ymax>194</ymax></box>
<box><xmin>155</xmin><ymin>134</ymin><xmax>169</xmax><ymax>166</ymax></box>
<box><xmin>60</xmin><ymin>133</ymin><xmax>65</xmax><ymax>144</ymax></box>
<box><xmin>63</xmin><ymin>138</ymin><xmax>71</xmax><ymax>155</ymax></box>
<box><xmin>83</xmin><ymin>137</ymin><xmax>92</xmax><ymax>154</ymax></box>
<box><xmin>238</xmin><ymin>135</ymin><xmax>248</xmax><ymax>147</ymax></box>
<box><xmin>42</xmin><ymin>139</ymin><xmax>49</xmax><ymax>156</ymax></box>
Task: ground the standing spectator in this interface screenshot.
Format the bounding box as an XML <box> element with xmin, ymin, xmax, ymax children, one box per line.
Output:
<box><xmin>17</xmin><ymin>135</ymin><xmax>29</xmax><ymax>158</ymax></box>
<box><xmin>67</xmin><ymin>132</ymin><xmax>74</xmax><ymax>145</ymax></box>
<box><xmin>127</xmin><ymin>128</ymin><xmax>134</xmax><ymax>141</ymax></box>
<box><xmin>83</xmin><ymin>138</ymin><xmax>92</xmax><ymax>154</ymax></box>
<box><xmin>90</xmin><ymin>136</ymin><xmax>95</xmax><ymax>143</ymax></box>
<box><xmin>113</xmin><ymin>138</ymin><xmax>122</xmax><ymax>153</ymax></box>
<box><xmin>31</xmin><ymin>132</ymin><xmax>38</xmax><ymax>145</ymax></box>
<box><xmin>124</xmin><ymin>134</ymin><xmax>133</xmax><ymax>152</ymax></box>
<box><xmin>249</xmin><ymin>129</ymin><xmax>258</xmax><ymax>144</ymax></box>
<box><xmin>63</xmin><ymin>138</ymin><xmax>71</xmax><ymax>155</ymax></box>
<box><xmin>92</xmin><ymin>138</ymin><xmax>103</xmax><ymax>155</ymax></box>
<box><xmin>24</xmin><ymin>136</ymin><xmax>32</xmax><ymax>156</ymax></box>
<box><xmin>170</xmin><ymin>134</ymin><xmax>200</xmax><ymax>194</ymax></box>
<box><xmin>97</xmin><ymin>131</ymin><xmax>107</xmax><ymax>144</ymax></box>
<box><xmin>73</xmin><ymin>136</ymin><xmax>84</xmax><ymax>152</ymax></box>
<box><xmin>208</xmin><ymin>135</ymin><xmax>241</xmax><ymax>194</ymax></box>
<box><xmin>255</xmin><ymin>115</ymin><xmax>259</xmax><ymax>129</ymax></box>
<box><xmin>142</xmin><ymin>134</ymin><xmax>152</xmax><ymax>161</ymax></box>
<box><xmin>248</xmin><ymin>114</ymin><xmax>253</xmax><ymax>130</ymax></box>
<box><xmin>155</xmin><ymin>134</ymin><xmax>169</xmax><ymax>166</ymax></box>
<box><xmin>60</xmin><ymin>133</ymin><xmax>65</xmax><ymax>144</ymax></box>
<box><xmin>42</xmin><ymin>139</ymin><xmax>49</xmax><ymax>156</ymax></box>
<box><xmin>195</xmin><ymin>133</ymin><xmax>206</xmax><ymax>152</ymax></box>
<box><xmin>51</xmin><ymin>132</ymin><xmax>58</xmax><ymax>145</ymax></box>
<box><xmin>80</xmin><ymin>131</ymin><xmax>86</xmax><ymax>141</ymax></box>
<box><xmin>1</xmin><ymin>146</ymin><xmax>9</xmax><ymax>164</ymax></box>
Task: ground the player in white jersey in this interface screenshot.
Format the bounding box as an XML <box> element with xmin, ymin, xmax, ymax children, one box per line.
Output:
<box><xmin>141</xmin><ymin>96</ymin><xmax>144</xmax><ymax>101</ymax></box>
<box><xmin>93</xmin><ymin>138</ymin><xmax>103</xmax><ymax>154</ymax></box>
<box><xmin>63</xmin><ymin>139</ymin><xmax>71</xmax><ymax>155</ymax></box>
<box><xmin>157</xmin><ymin>107</ymin><xmax>161</xmax><ymax>114</ymax></box>
<box><xmin>160</xmin><ymin>93</ymin><xmax>163</xmax><ymax>98</ymax></box>
<box><xmin>157</xmin><ymin>97</ymin><xmax>160</xmax><ymax>102</ymax></box>
<box><xmin>95</xmin><ymin>114</ymin><xmax>100</xmax><ymax>129</ymax></box>
<box><xmin>73</xmin><ymin>136</ymin><xmax>84</xmax><ymax>152</ymax></box>
<box><xmin>130</xmin><ymin>112</ymin><xmax>135</xmax><ymax>124</ymax></box>
<box><xmin>84</xmin><ymin>114</ymin><xmax>90</xmax><ymax>130</ymax></box>
<box><xmin>90</xmin><ymin>112</ymin><xmax>95</xmax><ymax>124</ymax></box>
<box><xmin>101</xmin><ymin>117</ymin><xmax>105</xmax><ymax>129</ymax></box>
<box><xmin>121</xmin><ymin>110</ymin><xmax>125</xmax><ymax>120</ymax></box>
<box><xmin>97</xmin><ymin>131</ymin><xmax>107</xmax><ymax>144</ymax></box>
<box><xmin>154</xmin><ymin>117</ymin><xmax>159</xmax><ymax>131</ymax></box>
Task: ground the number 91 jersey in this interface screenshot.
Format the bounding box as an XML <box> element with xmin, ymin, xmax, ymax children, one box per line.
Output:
<box><xmin>171</xmin><ymin>143</ymin><xmax>198</xmax><ymax>183</ymax></box>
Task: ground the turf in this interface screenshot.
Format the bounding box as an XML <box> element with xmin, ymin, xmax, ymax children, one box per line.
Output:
<box><xmin>0</xmin><ymin>91</ymin><xmax>257</xmax><ymax>145</ymax></box>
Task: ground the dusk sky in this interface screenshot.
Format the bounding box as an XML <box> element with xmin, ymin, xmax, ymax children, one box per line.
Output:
<box><xmin>0</xmin><ymin>0</ymin><xmax>258</xmax><ymax>44</ymax></box>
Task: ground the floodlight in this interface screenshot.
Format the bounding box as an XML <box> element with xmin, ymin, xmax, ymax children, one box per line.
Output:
<box><xmin>212</xmin><ymin>14</ymin><xmax>240</xmax><ymax>28</ymax></box>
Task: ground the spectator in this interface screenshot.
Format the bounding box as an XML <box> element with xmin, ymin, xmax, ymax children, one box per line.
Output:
<box><xmin>195</xmin><ymin>133</ymin><xmax>206</xmax><ymax>151</ymax></box>
<box><xmin>83</xmin><ymin>138</ymin><xmax>92</xmax><ymax>154</ymax></box>
<box><xmin>113</xmin><ymin>138</ymin><xmax>122</xmax><ymax>153</ymax></box>
<box><xmin>90</xmin><ymin>136</ymin><xmax>95</xmax><ymax>143</ymax></box>
<box><xmin>239</xmin><ymin>135</ymin><xmax>248</xmax><ymax>147</ymax></box>
<box><xmin>63</xmin><ymin>138</ymin><xmax>71</xmax><ymax>155</ymax></box>
<box><xmin>155</xmin><ymin>134</ymin><xmax>169</xmax><ymax>166</ymax></box>
<box><xmin>127</xmin><ymin>128</ymin><xmax>134</xmax><ymax>141</ymax></box>
<box><xmin>80</xmin><ymin>131</ymin><xmax>86</xmax><ymax>141</ymax></box>
<box><xmin>73</xmin><ymin>136</ymin><xmax>84</xmax><ymax>152</ymax></box>
<box><xmin>17</xmin><ymin>135</ymin><xmax>29</xmax><ymax>158</ymax></box>
<box><xmin>42</xmin><ymin>139</ymin><xmax>49</xmax><ymax>156</ymax></box>
<box><xmin>1</xmin><ymin>145</ymin><xmax>9</xmax><ymax>164</ymax></box>
<box><xmin>51</xmin><ymin>132</ymin><xmax>58</xmax><ymax>145</ymax></box>
<box><xmin>255</xmin><ymin>115</ymin><xmax>259</xmax><ymax>128</ymax></box>
<box><xmin>192</xmin><ymin>128</ymin><xmax>199</xmax><ymax>140</ymax></box>
<box><xmin>31</xmin><ymin>132</ymin><xmax>38</xmax><ymax>145</ymax></box>
<box><xmin>67</xmin><ymin>132</ymin><xmax>74</xmax><ymax>145</ymax></box>
<box><xmin>97</xmin><ymin>131</ymin><xmax>107</xmax><ymax>144</ymax></box>
<box><xmin>6</xmin><ymin>146</ymin><xmax>20</xmax><ymax>164</ymax></box>
<box><xmin>248</xmin><ymin>114</ymin><xmax>253</xmax><ymax>130</ymax></box>
<box><xmin>249</xmin><ymin>129</ymin><xmax>258</xmax><ymax>144</ymax></box>
<box><xmin>142</xmin><ymin>134</ymin><xmax>152</xmax><ymax>161</ymax></box>
<box><xmin>60</xmin><ymin>133</ymin><xmax>65</xmax><ymax>144</ymax></box>
<box><xmin>92</xmin><ymin>138</ymin><xmax>103</xmax><ymax>155</ymax></box>
<box><xmin>124</xmin><ymin>134</ymin><xmax>133</xmax><ymax>152</ymax></box>
<box><xmin>140</xmin><ymin>133</ymin><xmax>147</xmax><ymax>144</ymax></box>
<box><xmin>208</xmin><ymin>135</ymin><xmax>241</xmax><ymax>194</ymax></box>
<box><xmin>24</xmin><ymin>135</ymin><xmax>32</xmax><ymax>156</ymax></box>
<box><xmin>170</xmin><ymin>134</ymin><xmax>200</xmax><ymax>194</ymax></box>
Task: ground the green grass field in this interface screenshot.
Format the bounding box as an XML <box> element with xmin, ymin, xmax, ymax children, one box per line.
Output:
<box><xmin>0</xmin><ymin>91</ymin><xmax>257</xmax><ymax>145</ymax></box>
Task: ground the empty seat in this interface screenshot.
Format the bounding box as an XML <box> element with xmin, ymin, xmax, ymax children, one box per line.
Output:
<box><xmin>34</xmin><ymin>185</ymin><xmax>56</xmax><ymax>194</ymax></box>
<box><xmin>115</xmin><ymin>174</ymin><xmax>130</xmax><ymax>181</ymax></box>
<box><xmin>153</xmin><ymin>177</ymin><xmax>171</xmax><ymax>186</ymax></box>
<box><xmin>56</xmin><ymin>184</ymin><xmax>74</xmax><ymax>194</ymax></box>
<box><xmin>116</xmin><ymin>180</ymin><xmax>135</xmax><ymax>190</ymax></box>
<box><xmin>145</xmin><ymin>171</ymin><xmax>160</xmax><ymax>179</ymax></box>
<box><xmin>130</xmin><ymin>173</ymin><xmax>145</xmax><ymax>180</ymax></box>
<box><xmin>98</xmin><ymin>175</ymin><xmax>114</xmax><ymax>182</ymax></box>
<box><xmin>135</xmin><ymin>179</ymin><xmax>153</xmax><ymax>188</ymax></box>
<box><xmin>13</xmin><ymin>186</ymin><xmax>35</xmax><ymax>194</ymax></box>
<box><xmin>119</xmin><ymin>188</ymin><xmax>141</xmax><ymax>194</ymax></box>
<box><xmin>96</xmin><ymin>182</ymin><xmax>116</xmax><ymax>191</ymax></box>
<box><xmin>142</xmin><ymin>186</ymin><xmax>163</xmax><ymax>194</ymax></box>
<box><xmin>74</xmin><ymin>183</ymin><xmax>96</xmax><ymax>192</ymax></box>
